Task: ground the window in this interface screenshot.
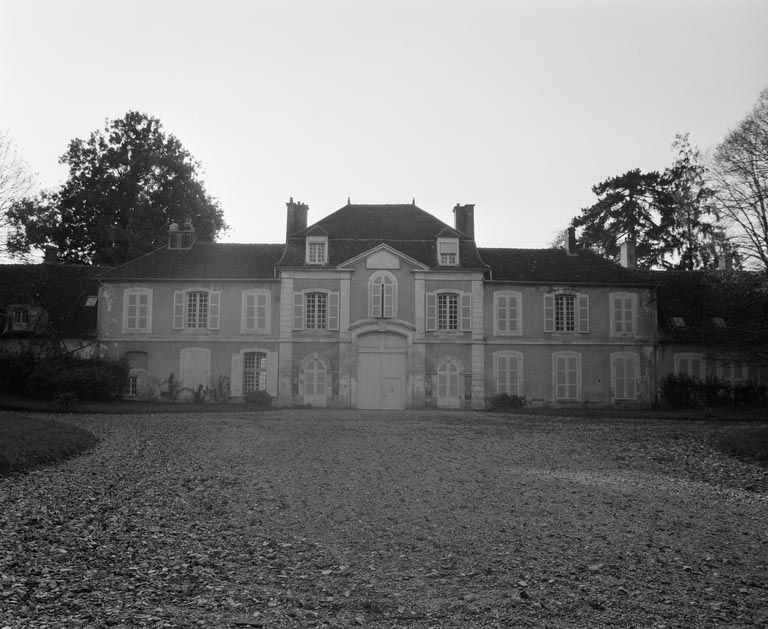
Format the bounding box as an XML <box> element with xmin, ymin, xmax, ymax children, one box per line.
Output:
<box><xmin>438</xmin><ymin>293</ymin><xmax>459</xmax><ymax>330</ymax></box>
<box><xmin>712</xmin><ymin>317</ymin><xmax>726</xmax><ymax>328</ymax></box>
<box><xmin>671</xmin><ymin>316</ymin><xmax>686</xmax><ymax>328</ymax></box>
<box><xmin>674</xmin><ymin>353</ymin><xmax>705</xmax><ymax>380</ymax></box>
<box><xmin>243</xmin><ymin>351</ymin><xmax>267</xmax><ymax>393</ymax></box>
<box><xmin>126</xmin><ymin>374</ymin><xmax>138</xmax><ymax>397</ymax></box>
<box><xmin>242</xmin><ymin>289</ymin><xmax>270</xmax><ymax>334</ymax></box>
<box><xmin>544</xmin><ymin>292</ymin><xmax>588</xmax><ymax>333</ymax></box>
<box><xmin>11</xmin><ymin>308</ymin><xmax>29</xmax><ymax>331</ymax></box>
<box><xmin>369</xmin><ymin>272</ymin><xmax>397</xmax><ymax>318</ymax></box>
<box><xmin>553</xmin><ymin>352</ymin><xmax>581</xmax><ymax>400</ymax></box>
<box><xmin>494</xmin><ymin>291</ymin><xmax>522</xmax><ymax>336</ymax></box>
<box><xmin>303</xmin><ymin>356</ymin><xmax>328</xmax><ymax>407</ymax></box>
<box><xmin>436</xmin><ymin>357</ymin><xmax>462</xmax><ymax>408</ymax></box>
<box><xmin>495</xmin><ymin>352</ymin><xmax>523</xmax><ymax>396</ymax></box>
<box><xmin>293</xmin><ymin>291</ymin><xmax>340</xmax><ymax>331</ymax></box>
<box><xmin>306</xmin><ymin>236</ymin><xmax>328</xmax><ymax>264</ymax></box>
<box><xmin>85</xmin><ymin>296</ymin><xmax>98</xmax><ymax>307</ymax></box>
<box><xmin>610</xmin><ymin>293</ymin><xmax>636</xmax><ymax>336</ymax></box>
<box><xmin>611</xmin><ymin>352</ymin><xmax>639</xmax><ymax>400</ymax></box>
<box><xmin>123</xmin><ymin>289</ymin><xmax>152</xmax><ymax>333</ymax></box>
<box><xmin>717</xmin><ymin>360</ymin><xmax>747</xmax><ymax>385</ymax></box>
<box><xmin>426</xmin><ymin>291</ymin><xmax>471</xmax><ymax>332</ymax></box>
<box><xmin>173</xmin><ymin>289</ymin><xmax>220</xmax><ymax>330</ymax></box>
<box><xmin>437</xmin><ymin>238</ymin><xmax>459</xmax><ymax>266</ymax></box>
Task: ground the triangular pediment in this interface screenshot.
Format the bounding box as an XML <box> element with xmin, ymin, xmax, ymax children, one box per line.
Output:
<box><xmin>337</xmin><ymin>243</ymin><xmax>429</xmax><ymax>271</ymax></box>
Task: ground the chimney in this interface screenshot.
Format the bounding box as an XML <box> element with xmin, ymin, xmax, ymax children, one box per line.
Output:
<box><xmin>453</xmin><ymin>203</ymin><xmax>475</xmax><ymax>238</ymax></box>
<box><xmin>286</xmin><ymin>197</ymin><xmax>309</xmax><ymax>238</ymax></box>
<box><xmin>43</xmin><ymin>245</ymin><xmax>59</xmax><ymax>264</ymax></box>
<box><xmin>566</xmin><ymin>227</ymin><xmax>577</xmax><ymax>256</ymax></box>
<box><xmin>619</xmin><ymin>238</ymin><xmax>636</xmax><ymax>269</ymax></box>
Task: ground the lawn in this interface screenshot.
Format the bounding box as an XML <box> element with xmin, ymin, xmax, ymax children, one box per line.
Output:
<box><xmin>1</xmin><ymin>410</ymin><xmax>767</xmax><ymax>628</ymax></box>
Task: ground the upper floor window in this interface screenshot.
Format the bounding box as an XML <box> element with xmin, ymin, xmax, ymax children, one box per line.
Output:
<box><xmin>426</xmin><ymin>291</ymin><xmax>472</xmax><ymax>332</ymax></box>
<box><xmin>610</xmin><ymin>293</ymin><xmax>636</xmax><ymax>336</ymax></box>
<box><xmin>544</xmin><ymin>292</ymin><xmax>589</xmax><ymax>333</ymax></box>
<box><xmin>369</xmin><ymin>271</ymin><xmax>397</xmax><ymax>318</ymax></box>
<box><xmin>493</xmin><ymin>291</ymin><xmax>522</xmax><ymax>336</ymax></box>
<box><xmin>674</xmin><ymin>353</ymin><xmax>705</xmax><ymax>380</ymax></box>
<box><xmin>10</xmin><ymin>307</ymin><xmax>29</xmax><ymax>331</ymax></box>
<box><xmin>437</xmin><ymin>237</ymin><xmax>459</xmax><ymax>266</ymax></box>
<box><xmin>173</xmin><ymin>289</ymin><xmax>220</xmax><ymax>330</ymax></box>
<box><xmin>123</xmin><ymin>288</ymin><xmax>153</xmax><ymax>333</ymax></box>
<box><xmin>553</xmin><ymin>351</ymin><xmax>581</xmax><ymax>400</ymax></box>
<box><xmin>242</xmin><ymin>289</ymin><xmax>270</xmax><ymax>334</ymax></box>
<box><xmin>293</xmin><ymin>290</ymin><xmax>340</xmax><ymax>331</ymax></box>
<box><xmin>306</xmin><ymin>236</ymin><xmax>328</xmax><ymax>265</ymax></box>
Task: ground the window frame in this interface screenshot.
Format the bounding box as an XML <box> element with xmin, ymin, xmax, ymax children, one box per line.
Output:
<box><xmin>674</xmin><ymin>353</ymin><xmax>705</xmax><ymax>380</ymax></box>
<box><xmin>242</xmin><ymin>350</ymin><xmax>267</xmax><ymax>394</ymax></box>
<box><xmin>552</xmin><ymin>351</ymin><xmax>581</xmax><ymax>401</ymax></box>
<box><xmin>368</xmin><ymin>271</ymin><xmax>398</xmax><ymax>319</ymax></box>
<box><xmin>493</xmin><ymin>290</ymin><xmax>522</xmax><ymax>336</ymax></box>
<box><xmin>10</xmin><ymin>307</ymin><xmax>30</xmax><ymax>331</ymax></box>
<box><xmin>610</xmin><ymin>351</ymin><xmax>640</xmax><ymax>400</ymax></box>
<box><xmin>437</xmin><ymin>237</ymin><xmax>459</xmax><ymax>267</ymax></box>
<box><xmin>544</xmin><ymin>291</ymin><xmax>589</xmax><ymax>334</ymax></box>
<box><xmin>173</xmin><ymin>289</ymin><xmax>220</xmax><ymax>331</ymax></box>
<box><xmin>495</xmin><ymin>351</ymin><xmax>523</xmax><ymax>396</ymax></box>
<box><xmin>305</xmin><ymin>236</ymin><xmax>328</xmax><ymax>265</ymax></box>
<box><xmin>426</xmin><ymin>290</ymin><xmax>472</xmax><ymax>332</ymax></box>
<box><xmin>123</xmin><ymin>288</ymin><xmax>153</xmax><ymax>334</ymax></box>
<box><xmin>609</xmin><ymin>292</ymin><xmax>637</xmax><ymax>337</ymax></box>
<box><xmin>241</xmin><ymin>289</ymin><xmax>271</xmax><ymax>334</ymax></box>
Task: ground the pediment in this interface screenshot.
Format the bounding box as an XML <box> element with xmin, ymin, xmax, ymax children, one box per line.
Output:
<box><xmin>337</xmin><ymin>243</ymin><xmax>429</xmax><ymax>271</ymax></box>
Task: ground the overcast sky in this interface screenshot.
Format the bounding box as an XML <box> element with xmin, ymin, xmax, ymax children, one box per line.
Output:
<box><xmin>1</xmin><ymin>0</ymin><xmax>767</xmax><ymax>249</ymax></box>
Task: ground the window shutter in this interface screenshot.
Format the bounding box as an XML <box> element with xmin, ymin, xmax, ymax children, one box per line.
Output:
<box><xmin>256</xmin><ymin>293</ymin><xmax>268</xmax><ymax>331</ymax></box>
<box><xmin>293</xmin><ymin>292</ymin><xmax>304</xmax><ymax>330</ymax></box>
<box><xmin>242</xmin><ymin>292</ymin><xmax>255</xmax><ymax>333</ymax></box>
<box><xmin>543</xmin><ymin>294</ymin><xmax>554</xmax><ymax>332</ymax></box>
<box><xmin>230</xmin><ymin>354</ymin><xmax>243</xmax><ymax>397</ymax></box>
<box><xmin>208</xmin><ymin>291</ymin><xmax>220</xmax><ymax>329</ymax></box>
<box><xmin>370</xmin><ymin>281</ymin><xmax>381</xmax><ymax>318</ymax></box>
<box><xmin>624</xmin><ymin>297</ymin><xmax>634</xmax><ymax>334</ymax></box>
<box><xmin>173</xmin><ymin>290</ymin><xmax>184</xmax><ymax>329</ymax></box>
<box><xmin>425</xmin><ymin>292</ymin><xmax>437</xmax><ymax>331</ymax></box>
<box><xmin>460</xmin><ymin>293</ymin><xmax>472</xmax><ymax>331</ymax></box>
<box><xmin>328</xmin><ymin>292</ymin><xmax>340</xmax><ymax>330</ymax></box>
<box><xmin>577</xmin><ymin>294</ymin><xmax>589</xmax><ymax>333</ymax></box>
<box><xmin>383</xmin><ymin>282</ymin><xmax>394</xmax><ymax>318</ymax></box>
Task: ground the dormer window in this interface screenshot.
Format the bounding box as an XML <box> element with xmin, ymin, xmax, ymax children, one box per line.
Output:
<box><xmin>712</xmin><ymin>316</ymin><xmax>726</xmax><ymax>328</ymax></box>
<box><xmin>671</xmin><ymin>316</ymin><xmax>686</xmax><ymax>329</ymax></box>
<box><xmin>168</xmin><ymin>221</ymin><xmax>195</xmax><ymax>250</ymax></box>
<box><xmin>306</xmin><ymin>236</ymin><xmax>328</xmax><ymax>265</ymax></box>
<box><xmin>11</xmin><ymin>307</ymin><xmax>29</xmax><ymax>331</ymax></box>
<box><xmin>438</xmin><ymin>237</ymin><xmax>459</xmax><ymax>266</ymax></box>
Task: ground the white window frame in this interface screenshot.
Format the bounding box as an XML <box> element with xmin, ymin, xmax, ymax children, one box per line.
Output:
<box><xmin>437</xmin><ymin>237</ymin><xmax>459</xmax><ymax>267</ymax></box>
<box><xmin>125</xmin><ymin>373</ymin><xmax>139</xmax><ymax>397</ymax></box>
<box><xmin>552</xmin><ymin>351</ymin><xmax>581</xmax><ymax>401</ymax></box>
<box><xmin>242</xmin><ymin>350</ymin><xmax>267</xmax><ymax>394</ymax></box>
<box><xmin>368</xmin><ymin>271</ymin><xmax>397</xmax><ymax>319</ymax></box>
<box><xmin>495</xmin><ymin>351</ymin><xmax>523</xmax><ymax>396</ymax></box>
<box><xmin>610</xmin><ymin>352</ymin><xmax>640</xmax><ymax>400</ymax></box>
<box><xmin>123</xmin><ymin>288</ymin><xmax>153</xmax><ymax>334</ymax></box>
<box><xmin>425</xmin><ymin>290</ymin><xmax>472</xmax><ymax>332</ymax></box>
<box><xmin>293</xmin><ymin>289</ymin><xmax>340</xmax><ymax>331</ymax></box>
<box><xmin>10</xmin><ymin>307</ymin><xmax>29</xmax><ymax>331</ymax></box>
<box><xmin>493</xmin><ymin>290</ymin><xmax>522</xmax><ymax>336</ymax></box>
<box><xmin>717</xmin><ymin>359</ymin><xmax>748</xmax><ymax>385</ymax></box>
<box><xmin>609</xmin><ymin>292</ymin><xmax>637</xmax><ymax>337</ymax></box>
<box><xmin>301</xmin><ymin>353</ymin><xmax>330</xmax><ymax>407</ymax></box>
<box><xmin>241</xmin><ymin>289</ymin><xmax>271</xmax><ymax>334</ymax></box>
<box><xmin>173</xmin><ymin>289</ymin><xmax>221</xmax><ymax>330</ymax></box>
<box><xmin>674</xmin><ymin>353</ymin><xmax>705</xmax><ymax>380</ymax></box>
<box><xmin>435</xmin><ymin>356</ymin><xmax>463</xmax><ymax>408</ymax></box>
<box><xmin>544</xmin><ymin>292</ymin><xmax>589</xmax><ymax>334</ymax></box>
<box><xmin>306</xmin><ymin>236</ymin><xmax>328</xmax><ymax>265</ymax></box>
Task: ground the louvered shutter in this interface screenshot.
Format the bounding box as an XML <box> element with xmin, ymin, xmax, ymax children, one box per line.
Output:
<box><xmin>328</xmin><ymin>292</ymin><xmax>340</xmax><ymax>330</ymax></box>
<box><xmin>293</xmin><ymin>292</ymin><xmax>304</xmax><ymax>330</ymax></box>
<box><xmin>460</xmin><ymin>293</ymin><xmax>472</xmax><ymax>331</ymax></box>
<box><xmin>208</xmin><ymin>291</ymin><xmax>220</xmax><ymax>329</ymax></box>
<box><xmin>256</xmin><ymin>293</ymin><xmax>268</xmax><ymax>331</ymax></box>
<box><xmin>230</xmin><ymin>354</ymin><xmax>243</xmax><ymax>397</ymax></box>
<box><xmin>173</xmin><ymin>291</ymin><xmax>185</xmax><ymax>329</ymax></box>
<box><xmin>370</xmin><ymin>280</ymin><xmax>381</xmax><ymax>318</ymax></box>
<box><xmin>425</xmin><ymin>292</ymin><xmax>437</xmax><ymax>331</ymax></box>
<box><xmin>383</xmin><ymin>281</ymin><xmax>394</xmax><ymax>318</ymax></box>
<box><xmin>577</xmin><ymin>294</ymin><xmax>589</xmax><ymax>333</ymax></box>
<box><xmin>543</xmin><ymin>294</ymin><xmax>554</xmax><ymax>332</ymax></box>
<box><xmin>243</xmin><ymin>292</ymin><xmax>255</xmax><ymax>333</ymax></box>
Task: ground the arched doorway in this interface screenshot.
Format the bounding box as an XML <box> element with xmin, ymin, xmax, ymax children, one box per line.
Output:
<box><xmin>356</xmin><ymin>332</ymin><xmax>407</xmax><ymax>409</ymax></box>
<box><xmin>436</xmin><ymin>357</ymin><xmax>462</xmax><ymax>409</ymax></box>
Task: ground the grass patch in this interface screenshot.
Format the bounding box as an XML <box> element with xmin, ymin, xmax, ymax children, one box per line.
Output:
<box><xmin>0</xmin><ymin>413</ymin><xmax>98</xmax><ymax>476</ymax></box>
<box><xmin>711</xmin><ymin>425</ymin><xmax>768</xmax><ymax>466</ymax></box>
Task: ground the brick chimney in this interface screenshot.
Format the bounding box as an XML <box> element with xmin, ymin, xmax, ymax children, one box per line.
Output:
<box><xmin>286</xmin><ymin>197</ymin><xmax>309</xmax><ymax>238</ymax></box>
<box><xmin>453</xmin><ymin>204</ymin><xmax>475</xmax><ymax>238</ymax></box>
<box><xmin>43</xmin><ymin>245</ymin><xmax>59</xmax><ymax>264</ymax></box>
<box><xmin>619</xmin><ymin>238</ymin><xmax>636</xmax><ymax>269</ymax></box>
<box><xmin>566</xmin><ymin>227</ymin><xmax>577</xmax><ymax>256</ymax></box>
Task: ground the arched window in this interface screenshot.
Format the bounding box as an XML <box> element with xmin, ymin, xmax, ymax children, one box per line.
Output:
<box><xmin>302</xmin><ymin>354</ymin><xmax>329</xmax><ymax>407</ymax></box>
<box><xmin>435</xmin><ymin>356</ymin><xmax>462</xmax><ymax>408</ymax></box>
<box><xmin>369</xmin><ymin>271</ymin><xmax>397</xmax><ymax>318</ymax></box>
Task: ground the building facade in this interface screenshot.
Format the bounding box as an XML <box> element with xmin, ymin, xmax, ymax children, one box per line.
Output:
<box><xmin>97</xmin><ymin>201</ymin><xmax>664</xmax><ymax>408</ymax></box>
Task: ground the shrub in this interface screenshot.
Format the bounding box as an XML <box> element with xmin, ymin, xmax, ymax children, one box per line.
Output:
<box><xmin>206</xmin><ymin>375</ymin><xmax>230</xmax><ymax>403</ymax></box>
<box><xmin>0</xmin><ymin>347</ymin><xmax>40</xmax><ymax>394</ymax></box>
<box><xmin>489</xmin><ymin>393</ymin><xmax>527</xmax><ymax>409</ymax></box>
<box><xmin>244</xmin><ymin>389</ymin><xmax>272</xmax><ymax>408</ymax></box>
<box><xmin>660</xmin><ymin>374</ymin><xmax>700</xmax><ymax>408</ymax></box>
<box><xmin>25</xmin><ymin>356</ymin><xmax>128</xmax><ymax>401</ymax></box>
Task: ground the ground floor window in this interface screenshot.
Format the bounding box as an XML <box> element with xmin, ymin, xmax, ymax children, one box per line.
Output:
<box><xmin>495</xmin><ymin>352</ymin><xmax>522</xmax><ymax>396</ymax></box>
<box><xmin>243</xmin><ymin>351</ymin><xmax>267</xmax><ymax>393</ymax></box>
<box><xmin>553</xmin><ymin>352</ymin><xmax>580</xmax><ymax>400</ymax></box>
<box><xmin>611</xmin><ymin>352</ymin><xmax>639</xmax><ymax>400</ymax></box>
<box><xmin>436</xmin><ymin>357</ymin><xmax>462</xmax><ymax>408</ymax></box>
<box><xmin>126</xmin><ymin>374</ymin><xmax>138</xmax><ymax>397</ymax></box>
<box><xmin>674</xmin><ymin>353</ymin><xmax>705</xmax><ymax>380</ymax></box>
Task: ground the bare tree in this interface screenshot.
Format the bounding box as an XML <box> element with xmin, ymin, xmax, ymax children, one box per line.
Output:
<box><xmin>709</xmin><ymin>88</ymin><xmax>768</xmax><ymax>271</ymax></box>
<box><xmin>0</xmin><ymin>131</ymin><xmax>35</xmax><ymax>260</ymax></box>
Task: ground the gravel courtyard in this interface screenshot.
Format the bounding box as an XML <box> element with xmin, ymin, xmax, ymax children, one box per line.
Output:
<box><xmin>1</xmin><ymin>410</ymin><xmax>767</xmax><ymax>628</ymax></box>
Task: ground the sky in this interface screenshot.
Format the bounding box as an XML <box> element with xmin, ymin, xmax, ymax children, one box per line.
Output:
<box><xmin>1</xmin><ymin>0</ymin><xmax>767</xmax><ymax>250</ymax></box>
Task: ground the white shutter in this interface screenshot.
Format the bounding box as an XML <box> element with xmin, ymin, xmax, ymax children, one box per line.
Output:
<box><xmin>425</xmin><ymin>292</ymin><xmax>437</xmax><ymax>331</ymax></box>
<box><xmin>293</xmin><ymin>292</ymin><xmax>304</xmax><ymax>330</ymax></box>
<box><xmin>495</xmin><ymin>294</ymin><xmax>507</xmax><ymax>334</ymax></box>
<box><xmin>230</xmin><ymin>354</ymin><xmax>243</xmax><ymax>397</ymax></box>
<box><xmin>208</xmin><ymin>291</ymin><xmax>220</xmax><ymax>329</ymax></box>
<box><xmin>173</xmin><ymin>290</ymin><xmax>185</xmax><ymax>329</ymax></box>
<box><xmin>242</xmin><ymin>291</ymin><xmax>255</xmax><ymax>333</ymax></box>
<box><xmin>328</xmin><ymin>292</ymin><xmax>340</xmax><ymax>330</ymax></box>
<box><xmin>383</xmin><ymin>282</ymin><xmax>394</xmax><ymax>318</ymax></box>
<box><xmin>577</xmin><ymin>294</ymin><xmax>589</xmax><ymax>333</ymax></box>
<box><xmin>256</xmin><ymin>293</ymin><xmax>268</xmax><ymax>331</ymax></box>
<box><xmin>543</xmin><ymin>294</ymin><xmax>554</xmax><ymax>332</ymax></box>
<box><xmin>460</xmin><ymin>293</ymin><xmax>472</xmax><ymax>331</ymax></box>
<box><xmin>370</xmin><ymin>280</ymin><xmax>381</xmax><ymax>318</ymax></box>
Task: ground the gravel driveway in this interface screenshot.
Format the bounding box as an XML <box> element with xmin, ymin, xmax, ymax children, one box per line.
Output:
<box><xmin>1</xmin><ymin>410</ymin><xmax>767</xmax><ymax>628</ymax></box>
